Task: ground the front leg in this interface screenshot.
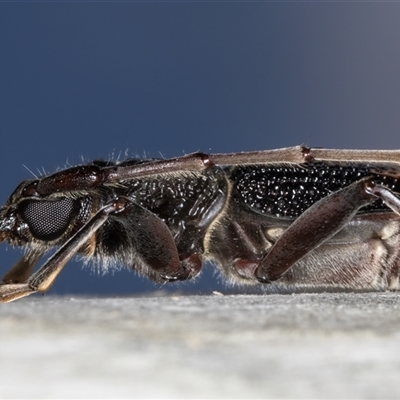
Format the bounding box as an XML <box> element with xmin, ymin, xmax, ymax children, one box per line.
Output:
<box><xmin>0</xmin><ymin>198</ymin><xmax>134</xmax><ymax>303</ymax></box>
<box><xmin>256</xmin><ymin>178</ymin><xmax>400</xmax><ymax>283</ymax></box>
<box><xmin>115</xmin><ymin>200</ymin><xmax>199</xmax><ymax>282</ymax></box>
<box><xmin>2</xmin><ymin>253</ymin><xmax>42</xmax><ymax>285</ymax></box>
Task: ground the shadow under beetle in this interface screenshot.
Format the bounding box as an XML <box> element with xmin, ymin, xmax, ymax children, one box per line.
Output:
<box><xmin>2</xmin><ymin>145</ymin><xmax>400</xmax><ymax>302</ymax></box>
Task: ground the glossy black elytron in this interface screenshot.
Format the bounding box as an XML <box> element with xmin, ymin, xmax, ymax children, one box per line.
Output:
<box><xmin>233</xmin><ymin>162</ymin><xmax>400</xmax><ymax>218</ymax></box>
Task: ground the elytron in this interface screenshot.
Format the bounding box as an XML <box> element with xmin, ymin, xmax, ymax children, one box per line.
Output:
<box><xmin>2</xmin><ymin>145</ymin><xmax>400</xmax><ymax>303</ymax></box>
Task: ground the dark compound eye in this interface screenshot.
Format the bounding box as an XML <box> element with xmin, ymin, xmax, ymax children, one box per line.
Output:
<box><xmin>19</xmin><ymin>197</ymin><xmax>76</xmax><ymax>241</ymax></box>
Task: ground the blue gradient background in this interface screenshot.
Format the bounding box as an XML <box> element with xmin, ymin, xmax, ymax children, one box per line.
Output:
<box><xmin>1</xmin><ymin>2</ymin><xmax>400</xmax><ymax>296</ymax></box>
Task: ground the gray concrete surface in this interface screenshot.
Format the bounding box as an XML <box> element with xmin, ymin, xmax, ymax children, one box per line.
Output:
<box><xmin>1</xmin><ymin>292</ymin><xmax>400</xmax><ymax>399</ymax></box>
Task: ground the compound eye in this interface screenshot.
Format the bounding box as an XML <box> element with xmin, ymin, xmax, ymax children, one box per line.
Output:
<box><xmin>19</xmin><ymin>197</ymin><xmax>76</xmax><ymax>241</ymax></box>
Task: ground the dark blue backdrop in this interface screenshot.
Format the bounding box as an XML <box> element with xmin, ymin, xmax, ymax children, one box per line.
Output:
<box><xmin>1</xmin><ymin>2</ymin><xmax>400</xmax><ymax>296</ymax></box>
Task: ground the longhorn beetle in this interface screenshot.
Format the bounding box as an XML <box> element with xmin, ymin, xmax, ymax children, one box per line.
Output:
<box><xmin>2</xmin><ymin>145</ymin><xmax>400</xmax><ymax>303</ymax></box>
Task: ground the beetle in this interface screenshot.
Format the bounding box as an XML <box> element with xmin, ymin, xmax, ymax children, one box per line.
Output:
<box><xmin>2</xmin><ymin>145</ymin><xmax>400</xmax><ymax>303</ymax></box>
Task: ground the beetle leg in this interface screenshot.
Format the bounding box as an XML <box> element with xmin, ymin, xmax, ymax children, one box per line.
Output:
<box><xmin>255</xmin><ymin>178</ymin><xmax>400</xmax><ymax>283</ymax></box>
<box><xmin>2</xmin><ymin>252</ymin><xmax>42</xmax><ymax>284</ymax></box>
<box><xmin>211</xmin><ymin>146</ymin><xmax>400</xmax><ymax>166</ymax></box>
<box><xmin>112</xmin><ymin>200</ymin><xmax>191</xmax><ymax>283</ymax></box>
<box><xmin>0</xmin><ymin>198</ymin><xmax>129</xmax><ymax>303</ymax></box>
<box><xmin>106</xmin><ymin>152</ymin><xmax>213</xmax><ymax>181</ymax></box>
<box><xmin>177</xmin><ymin>253</ymin><xmax>203</xmax><ymax>280</ymax></box>
<box><xmin>364</xmin><ymin>182</ymin><xmax>400</xmax><ymax>213</ymax></box>
<box><xmin>107</xmin><ymin>147</ymin><xmax>311</xmax><ymax>181</ymax></box>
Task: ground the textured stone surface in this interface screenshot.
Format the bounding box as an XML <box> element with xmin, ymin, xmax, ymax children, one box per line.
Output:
<box><xmin>1</xmin><ymin>292</ymin><xmax>400</xmax><ymax>398</ymax></box>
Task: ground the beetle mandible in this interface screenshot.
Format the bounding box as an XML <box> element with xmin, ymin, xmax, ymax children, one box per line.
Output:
<box><xmin>2</xmin><ymin>145</ymin><xmax>400</xmax><ymax>303</ymax></box>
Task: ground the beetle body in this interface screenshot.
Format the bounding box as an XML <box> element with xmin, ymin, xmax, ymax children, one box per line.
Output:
<box><xmin>2</xmin><ymin>146</ymin><xmax>400</xmax><ymax>302</ymax></box>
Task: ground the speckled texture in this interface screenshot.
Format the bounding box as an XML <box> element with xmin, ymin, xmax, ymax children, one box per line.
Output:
<box><xmin>233</xmin><ymin>163</ymin><xmax>400</xmax><ymax>217</ymax></box>
<box><xmin>1</xmin><ymin>292</ymin><xmax>400</xmax><ymax>398</ymax></box>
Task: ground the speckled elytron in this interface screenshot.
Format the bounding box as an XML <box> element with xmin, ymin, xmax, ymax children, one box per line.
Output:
<box><xmin>2</xmin><ymin>145</ymin><xmax>400</xmax><ymax>302</ymax></box>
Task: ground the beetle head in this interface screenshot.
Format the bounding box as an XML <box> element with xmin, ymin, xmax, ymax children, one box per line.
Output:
<box><xmin>0</xmin><ymin>178</ymin><xmax>88</xmax><ymax>248</ymax></box>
